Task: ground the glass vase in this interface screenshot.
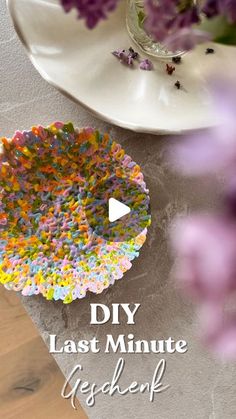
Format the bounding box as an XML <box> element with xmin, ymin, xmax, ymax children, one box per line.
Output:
<box><xmin>126</xmin><ymin>0</ymin><xmax>185</xmax><ymax>59</ymax></box>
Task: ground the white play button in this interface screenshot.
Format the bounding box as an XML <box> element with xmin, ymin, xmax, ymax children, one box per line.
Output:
<box><xmin>85</xmin><ymin>176</ymin><xmax>150</xmax><ymax>241</ymax></box>
<box><xmin>108</xmin><ymin>198</ymin><xmax>131</xmax><ymax>222</ymax></box>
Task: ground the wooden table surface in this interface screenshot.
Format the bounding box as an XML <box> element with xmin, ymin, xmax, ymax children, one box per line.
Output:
<box><xmin>0</xmin><ymin>287</ymin><xmax>87</xmax><ymax>419</ymax></box>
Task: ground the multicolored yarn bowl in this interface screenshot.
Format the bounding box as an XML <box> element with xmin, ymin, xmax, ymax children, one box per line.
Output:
<box><xmin>0</xmin><ymin>122</ymin><xmax>150</xmax><ymax>303</ymax></box>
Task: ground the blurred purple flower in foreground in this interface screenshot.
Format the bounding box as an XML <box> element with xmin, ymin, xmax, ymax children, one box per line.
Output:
<box><xmin>170</xmin><ymin>79</ymin><xmax>236</xmax><ymax>176</ymax></box>
<box><xmin>199</xmin><ymin>301</ymin><xmax>236</xmax><ymax>359</ymax></box>
<box><xmin>172</xmin><ymin>215</ymin><xmax>236</xmax><ymax>302</ymax></box>
<box><xmin>170</xmin><ymin>79</ymin><xmax>236</xmax><ymax>359</ymax></box>
<box><xmin>61</xmin><ymin>0</ymin><xmax>120</xmax><ymax>29</ymax></box>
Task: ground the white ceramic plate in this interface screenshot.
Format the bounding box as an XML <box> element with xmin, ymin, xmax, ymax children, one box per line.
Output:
<box><xmin>8</xmin><ymin>0</ymin><xmax>236</xmax><ymax>134</ymax></box>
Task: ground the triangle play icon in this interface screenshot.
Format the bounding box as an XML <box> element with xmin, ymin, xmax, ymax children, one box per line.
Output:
<box><xmin>108</xmin><ymin>198</ymin><xmax>131</xmax><ymax>223</ymax></box>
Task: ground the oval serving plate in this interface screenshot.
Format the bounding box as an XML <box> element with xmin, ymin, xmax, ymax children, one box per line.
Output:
<box><xmin>8</xmin><ymin>0</ymin><xmax>236</xmax><ymax>134</ymax></box>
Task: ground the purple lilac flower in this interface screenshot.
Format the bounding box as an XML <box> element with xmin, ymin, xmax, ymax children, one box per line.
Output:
<box><xmin>171</xmin><ymin>215</ymin><xmax>236</xmax><ymax>302</ymax></box>
<box><xmin>165</xmin><ymin>28</ymin><xmax>211</xmax><ymax>51</ymax></box>
<box><xmin>144</xmin><ymin>0</ymin><xmax>176</xmax><ymax>42</ymax></box>
<box><xmin>140</xmin><ymin>58</ymin><xmax>153</xmax><ymax>70</ymax></box>
<box><xmin>171</xmin><ymin>213</ymin><xmax>236</xmax><ymax>359</ymax></box>
<box><xmin>60</xmin><ymin>0</ymin><xmax>236</xmax><ymax>55</ymax></box>
<box><xmin>61</xmin><ymin>0</ymin><xmax>121</xmax><ymax>29</ymax></box>
<box><xmin>144</xmin><ymin>0</ymin><xmax>236</xmax><ymax>51</ymax></box>
<box><xmin>144</xmin><ymin>0</ymin><xmax>206</xmax><ymax>51</ymax></box>
<box><xmin>223</xmin><ymin>0</ymin><xmax>236</xmax><ymax>22</ymax></box>
<box><xmin>112</xmin><ymin>48</ymin><xmax>134</xmax><ymax>66</ymax></box>
<box><xmin>169</xmin><ymin>79</ymin><xmax>236</xmax><ymax>176</ymax></box>
<box><xmin>171</xmin><ymin>213</ymin><xmax>236</xmax><ymax>357</ymax></box>
<box><xmin>169</xmin><ymin>78</ymin><xmax>236</xmax><ymax>358</ymax></box>
<box><xmin>112</xmin><ymin>48</ymin><xmax>125</xmax><ymax>59</ymax></box>
<box><xmin>199</xmin><ymin>302</ymin><xmax>236</xmax><ymax>359</ymax></box>
<box><xmin>203</xmin><ymin>0</ymin><xmax>236</xmax><ymax>23</ymax></box>
<box><xmin>202</xmin><ymin>0</ymin><xmax>219</xmax><ymax>18</ymax></box>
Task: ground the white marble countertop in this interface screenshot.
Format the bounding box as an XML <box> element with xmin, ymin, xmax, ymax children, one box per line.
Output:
<box><xmin>1</xmin><ymin>1</ymin><xmax>236</xmax><ymax>418</ymax></box>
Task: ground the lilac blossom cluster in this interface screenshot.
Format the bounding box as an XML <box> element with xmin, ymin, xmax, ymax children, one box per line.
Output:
<box><xmin>112</xmin><ymin>47</ymin><xmax>153</xmax><ymax>70</ymax></box>
<box><xmin>203</xmin><ymin>0</ymin><xmax>236</xmax><ymax>22</ymax></box>
<box><xmin>60</xmin><ymin>0</ymin><xmax>236</xmax><ymax>51</ymax></box>
<box><xmin>60</xmin><ymin>0</ymin><xmax>120</xmax><ymax>29</ymax></box>
<box><xmin>170</xmin><ymin>79</ymin><xmax>236</xmax><ymax>359</ymax></box>
<box><xmin>144</xmin><ymin>0</ymin><xmax>236</xmax><ymax>51</ymax></box>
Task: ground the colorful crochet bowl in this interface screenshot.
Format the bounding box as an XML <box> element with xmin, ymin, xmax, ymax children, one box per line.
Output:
<box><xmin>0</xmin><ymin>122</ymin><xmax>150</xmax><ymax>303</ymax></box>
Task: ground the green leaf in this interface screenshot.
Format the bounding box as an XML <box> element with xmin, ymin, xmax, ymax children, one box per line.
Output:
<box><xmin>199</xmin><ymin>15</ymin><xmax>236</xmax><ymax>46</ymax></box>
<box><xmin>138</xmin><ymin>10</ymin><xmax>146</xmax><ymax>28</ymax></box>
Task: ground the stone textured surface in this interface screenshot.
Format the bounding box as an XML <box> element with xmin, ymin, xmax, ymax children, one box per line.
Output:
<box><xmin>1</xmin><ymin>1</ymin><xmax>236</xmax><ymax>418</ymax></box>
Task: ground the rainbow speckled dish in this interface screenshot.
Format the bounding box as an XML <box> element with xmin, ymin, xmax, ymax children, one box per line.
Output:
<box><xmin>0</xmin><ymin>122</ymin><xmax>150</xmax><ymax>303</ymax></box>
